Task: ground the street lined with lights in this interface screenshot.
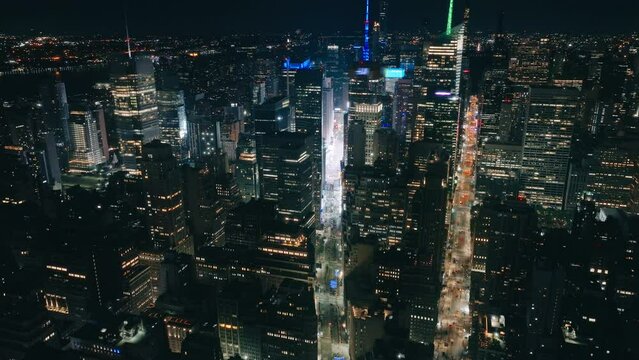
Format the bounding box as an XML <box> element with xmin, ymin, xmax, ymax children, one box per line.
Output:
<box><xmin>434</xmin><ymin>96</ymin><xmax>479</xmax><ymax>359</ymax></box>
<box><xmin>317</xmin><ymin>111</ymin><xmax>348</xmax><ymax>360</ymax></box>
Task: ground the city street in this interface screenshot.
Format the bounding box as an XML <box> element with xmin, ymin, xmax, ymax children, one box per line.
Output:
<box><xmin>434</xmin><ymin>96</ymin><xmax>479</xmax><ymax>360</ymax></box>
<box><xmin>316</xmin><ymin>114</ymin><xmax>349</xmax><ymax>359</ymax></box>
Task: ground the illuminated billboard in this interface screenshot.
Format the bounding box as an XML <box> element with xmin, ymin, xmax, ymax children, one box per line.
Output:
<box><xmin>384</xmin><ymin>67</ymin><xmax>405</xmax><ymax>79</ymax></box>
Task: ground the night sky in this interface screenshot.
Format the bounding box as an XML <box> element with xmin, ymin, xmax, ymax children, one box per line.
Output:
<box><xmin>1</xmin><ymin>0</ymin><xmax>638</xmax><ymax>36</ymax></box>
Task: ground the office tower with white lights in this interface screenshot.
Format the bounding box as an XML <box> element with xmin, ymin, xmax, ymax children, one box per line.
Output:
<box><xmin>111</xmin><ymin>56</ymin><xmax>160</xmax><ymax>177</ymax></box>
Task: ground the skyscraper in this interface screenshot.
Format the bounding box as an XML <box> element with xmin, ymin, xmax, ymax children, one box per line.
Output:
<box><xmin>254</xmin><ymin>96</ymin><xmax>290</xmax><ymax>135</ymax></box>
<box><xmin>157</xmin><ymin>75</ymin><xmax>188</xmax><ymax>162</ymax></box>
<box><xmin>349</xmin><ymin>103</ymin><xmax>383</xmax><ymax>166</ymax></box>
<box><xmin>343</xmin><ymin>164</ymin><xmax>406</xmax><ymax>249</ymax></box>
<box><xmin>257</xmin><ymin>132</ymin><xmax>315</xmax><ymax>227</ymax></box>
<box><xmin>470</xmin><ymin>198</ymin><xmax>538</xmax><ymax>358</ymax></box>
<box><xmin>347</xmin><ymin>119</ymin><xmax>366</xmax><ymax>168</ymax></box>
<box><xmin>415</xmin><ymin>95</ymin><xmax>460</xmax><ymax>155</ymax></box>
<box><xmin>420</xmin><ymin>23</ymin><xmax>465</xmax><ymax>97</ymax></box>
<box><xmin>294</xmin><ymin>69</ymin><xmax>323</xmax><ymax>224</ymax></box>
<box><xmin>217</xmin><ymin>281</ymin><xmax>262</xmax><ymax>360</ymax></box>
<box><xmin>111</xmin><ymin>56</ymin><xmax>160</xmax><ymax>177</ymax></box>
<box><xmin>236</xmin><ymin>134</ymin><xmax>259</xmax><ymax>202</ymax></box>
<box><xmin>260</xmin><ymin>280</ymin><xmax>318</xmax><ymax>360</ymax></box>
<box><xmin>141</xmin><ymin>140</ymin><xmax>193</xmax><ymax>255</ymax></box>
<box><xmin>520</xmin><ymin>87</ymin><xmax>579</xmax><ymax>211</ymax></box>
<box><xmin>392</xmin><ymin>78</ymin><xmax>415</xmax><ymax>157</ymax></box>
<box><xmin>67</xmin><ymin>101</ymin><xmax>105</xmax><ymax>173</ymax></box>
<box><xmin>585</xmin><ymin>144</ymin><xmax>637</xmax><ymax>211</ymax></box>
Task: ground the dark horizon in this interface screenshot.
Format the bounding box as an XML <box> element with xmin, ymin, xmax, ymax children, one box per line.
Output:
<box><xmin>1</xmin><ymin>0</ymin><xmax>638</xmax><ymax>36</ymax></box>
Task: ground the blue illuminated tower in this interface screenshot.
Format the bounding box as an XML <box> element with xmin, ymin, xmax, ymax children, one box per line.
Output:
<box><xmin>362</xmin><ymin>0</ymin><xmax>371</xmax><ymax>62</ymax></box>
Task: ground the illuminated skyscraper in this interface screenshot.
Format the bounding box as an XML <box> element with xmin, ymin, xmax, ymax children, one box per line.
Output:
<box><xmin>420</xmin><ymin>23</ymin><xmax>465</xmax><ymax>97</ymax></box>
<box><xmin>411</xmin><ymin>6</ymin><xmax>466</xmax><ymax>182</ymax></box>
<box><xmin>111</xmin><ymin>56</ymin><xmax>160</xmax><ymax>177</ymax></box>
<box><xmin>258</xmin><ymin>132</ymin><xmax>315</xmax><ymax>227</ymax></box>
<box><xmin>392</xmin><ymin>78</ymin><xmax>415</xmax><ymax>157</ymax></box>
<box><xmin>343</xmin><ymin>164</ymin><xmax>406</xmax><ymax>249</ymax></box>
<box><xmin>257</xmin><ymin>222</ymin><xmax>315</xmax><ymax>286</ymax></box>
<box><xmin>349</xmin><ymin>103</ymin><xmax>383</xmax><ymax>166</ymax></box>
<box><xmin>414</xmin><ymin>95</ymin><xmax>460</xmax><ymax>171</ymax></box>
<box><xmin>141</xmin><ymin>140</ymin><xmax>193</xmax><ymax>255</ymax></box>
<box><xmin>236</xmin><ymin>134</ymin><xmax>259</xmax><ymax>202</ymax></box>
<box><xmin>157</xmin><ymin>81</ymin><xmax>188</xmax><ymax>162</ymax></box>
<box><xmin>585</xmin><ymin>144</ymin><xmax>637</xmax><ymax>211</ymax></box>
<box><xmin>294</xmin><ymin>69</ymin><xmax>323</xmax><ymax>223</ymax></box>
<box><xmin>67</xmin><ymin>102</ymin><xmax>106</xmax><ymax>172</ymax></box>
<box><xmin>508</xmin><ymin>36</ymin><xmax>551</xmax><ymax>85</ymax></box>
<box><xmin>520</xmin><ymin>87</ymin><xmax>579</xmax><ymax>210</ymax></box>
<box><xmin>476</xmin><ymin>143</ymin><xmax>522</xmax><ymax>200</ymax></box>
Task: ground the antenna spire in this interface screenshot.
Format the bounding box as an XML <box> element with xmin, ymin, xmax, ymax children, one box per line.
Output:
<box><xmin>446</xmin><ymin>0</ymin><xmax>454</xmax><ymax>35</ymax></box>
<box><xmin>124</xmin><ymin>10</ymin><xmax>132</xmax><ymax>59</ymax></box>
<box><xmin>362</xmin><ymin>0</ymin><xmax>371</xmax><ymax>62</ymax></box>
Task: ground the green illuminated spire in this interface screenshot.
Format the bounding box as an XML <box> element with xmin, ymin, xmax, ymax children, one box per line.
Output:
<box><xmin>446</xmin><ymin>0</ymin><xmax>454</xmax><ymax>35</ymax></box>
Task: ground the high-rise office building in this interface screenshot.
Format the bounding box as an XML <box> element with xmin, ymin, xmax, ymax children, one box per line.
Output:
<box><xmin>141</xmin><ymin>140</ymin><xmax>193</xmax><ymax>255</ymax></box>
<box><xmin>479</xmin><ymin>69</ymin><xmax>509</xmax><ymax>143</ymax></box>
<box><xmin>414</xmin><ymin>94</ymin><xmax>460</xmax><ymax>170</ymax></box>
<box><xmin>141</xmin><ymin>141</ymin><xmax>193</xmax><ymax>300</ymax></box>
<box><xmin>392</xmin><ymin>78</ymin><xmax>415</xmax><ymax>157</ymax></box>
<box><xmin>225</xmin><ymin>198</ymin><xmax>277</xmax><ymax>249</ymax></box>
<box><xmin>497</xmin><ymin>85</ymin><xmax>530</xmax><ymax>144</ymax></box>
<box><xmin>378</xmin><ymin>0</ymin><xmax>389</xmax><ymax>43</ymax></box>
<box><xmin>420</xmin><ymin>24</ymin><xmax>465</xmax><ymax>97</ymax></box>
<box><xmin>217</xmin><ymin>281</ymin><xmax>262</xmax><ymax>360</ymax></box>
<box><xmin>347</xmin><ymin>119</ymin><xmax>366</xmax><ymax>168</ymax></box>
<box><xmin>585</xmin><ymin>144</ymin><xmax>637</xmax><ymax>211</ymax></box>
<box><xmin>343</xmin><ymin>164</ymin><xmax>406</xmax><ymax>249</ymax></box>
<box><xmin>470</xmin><ymin>198</ymin><xmax>538</xmax><ymax>358</ymax></box>
<box><xmin>157</xmin><ymin>80</ymin><xmax>188</xmax><ymax>162</ymax></box>
<box><xmin>40</xmin><ymin>80</ymin><xmax>71</xmax><ymax>157</ymax></box>
<box><xmin>294</xmin><ymin>69</ymin><xmax>323</xmax><ymax>223</ymax></box>
<box><xmin>349</xmin><ymin>103</ymin><xmax>383</xmax><ymax>166</ymax></box>
<box><xmin>275</xmin><ymin>137</ymin><xmax>314</xmax><ymax>227</ymax></box>
<box><xmin>111</xmin><ymin>56</ymin><xmax>160</xmax><ymax>177</ymax></box>
<box><xmin>257</xmin><ymin>221</ymin><xmax>315</xmax><ymax>287</ymax></box>
<box><xmin>372</xmin><ymin>127</ymin><xmax>398</xmax><ymax>165</ymax></box>
<box><xmin>476</xmin><ymin>143</ymin><xmax>522</xmax><ymax>200</ymax></box>
<box><xmin>43</xmin><ymin>252</ymin><xmax>94</xmax><ymax>320</ymax></box>
<box><xmin>260</xmin><ymin>280</ymin><xmax>318</xmax><ymax>360</ymax></box>
<box><xmin>255</xmin><ymin>96</ymin><xmax>290</xmax><ymax>135</ymax></box>
<box><xmin>236</xmin><ymin>134</ymin><xmax>259</xmax><ymax>202</ymax></box>
<box><xmin>257</xmin><ymin>132</ymin><xmax>315</xmax><ymax>227</ymax></box>
<box><xmin>67</xmin><ymin>101</ymin><xmax>105</xmax><ymax>172</ymax></box>
<box><xmin>182</xmin><ymin>164</ymin><xmax>226</xmax><ymax>249</ymax></box>
<box><xmin>348</xmin><ymin>64</ymin><xmax>384</xmax><ymax>106</ymax></box>
<box><xmin>508</xmin><ymin>36</ymin><xmax>551</xmax><ymax>85</ymax></box>
<box><xmin>520</xmin><ymin>87</ymin><xmax>579</xmax><ymax>210</ymax></box>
